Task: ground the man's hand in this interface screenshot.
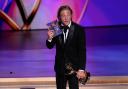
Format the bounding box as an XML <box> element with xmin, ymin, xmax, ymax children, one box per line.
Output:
<box><xmin>47</xmin><ymin>29</ymin><xmax>55</xmax><ymax>40</ymax></box>
<box><xmin>76</xmin><ymin>70</ymin><xmax>87</xmax><ymax>79</ymax></box>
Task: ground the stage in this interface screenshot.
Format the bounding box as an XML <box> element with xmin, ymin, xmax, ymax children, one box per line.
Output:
<box><xmin>0</xmin><ymin>76</ymin><xmax>128</xmax><ymax>89</ymax></box>
<box><xmin>0</xmin><ymin>25</ymin><xmax>128</xmax><ymax>77</ymax></box>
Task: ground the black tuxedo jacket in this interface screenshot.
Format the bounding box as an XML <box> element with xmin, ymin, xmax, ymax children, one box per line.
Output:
<box><xmin>46</xmin><ymin>22</ymin><xmax>86</xmax><ymax>75</ymax></box>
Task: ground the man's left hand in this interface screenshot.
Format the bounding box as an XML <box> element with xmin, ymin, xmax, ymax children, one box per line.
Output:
<box><xmin>76</xmin><ymin>70</ymin><xmax>86</xmax><ymax>79</ymax></box>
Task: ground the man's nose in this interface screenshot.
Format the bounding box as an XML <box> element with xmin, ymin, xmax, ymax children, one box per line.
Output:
<box><xmin>64</xmin><ymin>17</ymin><xmax>68</xmax><ymax>20</ymax></box>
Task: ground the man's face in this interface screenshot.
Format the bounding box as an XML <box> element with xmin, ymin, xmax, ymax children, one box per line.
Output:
<box><xmin>60</xmin><ymin>9</ymin><xmax>72</xmax><ymax>26</ymax></box>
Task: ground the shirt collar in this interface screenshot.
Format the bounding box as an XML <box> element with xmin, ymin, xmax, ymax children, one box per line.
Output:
<box><xmin>68</xmin><ymin>21</ymin><xmax>71</xmax><ymax>28</ymax></box>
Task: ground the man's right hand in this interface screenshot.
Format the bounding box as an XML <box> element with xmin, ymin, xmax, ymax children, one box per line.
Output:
<box><xmin>47</xmin><ymin>29</ymin><xmax>55</xmax><ymax>40</ymax></box>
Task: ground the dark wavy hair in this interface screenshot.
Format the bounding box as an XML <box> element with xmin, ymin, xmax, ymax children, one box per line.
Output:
<box><xmin>57</xmin><ymin>5</ymin><xmax>73</xmax><ymax>20</ymax></box>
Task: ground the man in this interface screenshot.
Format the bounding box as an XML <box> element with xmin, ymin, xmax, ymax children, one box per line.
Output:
<box><xmin>46</xmin><ymin>5</ymin><xmax>86</xmax><ymax>89</ymax></box>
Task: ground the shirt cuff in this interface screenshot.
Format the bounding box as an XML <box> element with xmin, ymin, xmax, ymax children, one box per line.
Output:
<box><xmin>78</xmin><ymin>70</ymin><xmax>84</xmax><ymax>72</ymax></box>
<box><xmin>48</xmin><ymin>39</ymin><xmax>52</xmax><ymax>42</ymax></box>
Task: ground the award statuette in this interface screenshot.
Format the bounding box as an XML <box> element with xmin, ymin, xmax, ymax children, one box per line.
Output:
<box><xmin>47</xmin><ymin>20</ymin><xmax>62</xmax><ymax>37</ymax></box>
<box><xmin>65</xmin><ymin>63</ymin><xmax>90</xmax><ymax>85</ymax></box>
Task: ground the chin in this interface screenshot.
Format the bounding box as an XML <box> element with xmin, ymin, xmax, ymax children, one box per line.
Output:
<box><xmin>64</xmin><ymin>22</ymin><xmax>69</xmax><ymax>26</ymax></box>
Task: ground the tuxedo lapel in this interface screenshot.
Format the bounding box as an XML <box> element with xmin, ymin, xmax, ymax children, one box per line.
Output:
<box><xmin>58</xmin><ymin>33</ymin><xmax>64</xmax><ymax>46</ymax></box>
<box><xmin>65</xmin><ymin>23</ymin><xmax>75</xmax><ymax>46</ymax></box>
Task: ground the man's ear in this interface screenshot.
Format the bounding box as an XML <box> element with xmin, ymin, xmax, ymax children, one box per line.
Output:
<box><xmin>58</xmin><ymin>17</ymin><xmax>61</xmax><ymax>22</ymax></box>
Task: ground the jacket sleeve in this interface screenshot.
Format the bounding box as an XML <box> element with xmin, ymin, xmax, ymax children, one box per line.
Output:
<box><xmin>46</xmin><ymin>37</ymin><xmax>56</xmax><ymax>49</ymax></box>
<box><xmin>78</xmin><ymin>27</ymin><xmax>86</xmax><ymax>70</ymax></box>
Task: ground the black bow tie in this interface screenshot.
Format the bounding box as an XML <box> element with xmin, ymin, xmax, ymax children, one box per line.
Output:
<box><xmin>60</xmin><ymin>26</ymin><xmax>69</xmax><ymax>33</ymax></box>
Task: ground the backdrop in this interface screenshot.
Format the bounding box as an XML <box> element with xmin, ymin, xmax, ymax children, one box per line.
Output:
<box><xmin>0</xmin><ymin>0</ymin><xmax>128</xmax><ymax>30</ymax></box>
